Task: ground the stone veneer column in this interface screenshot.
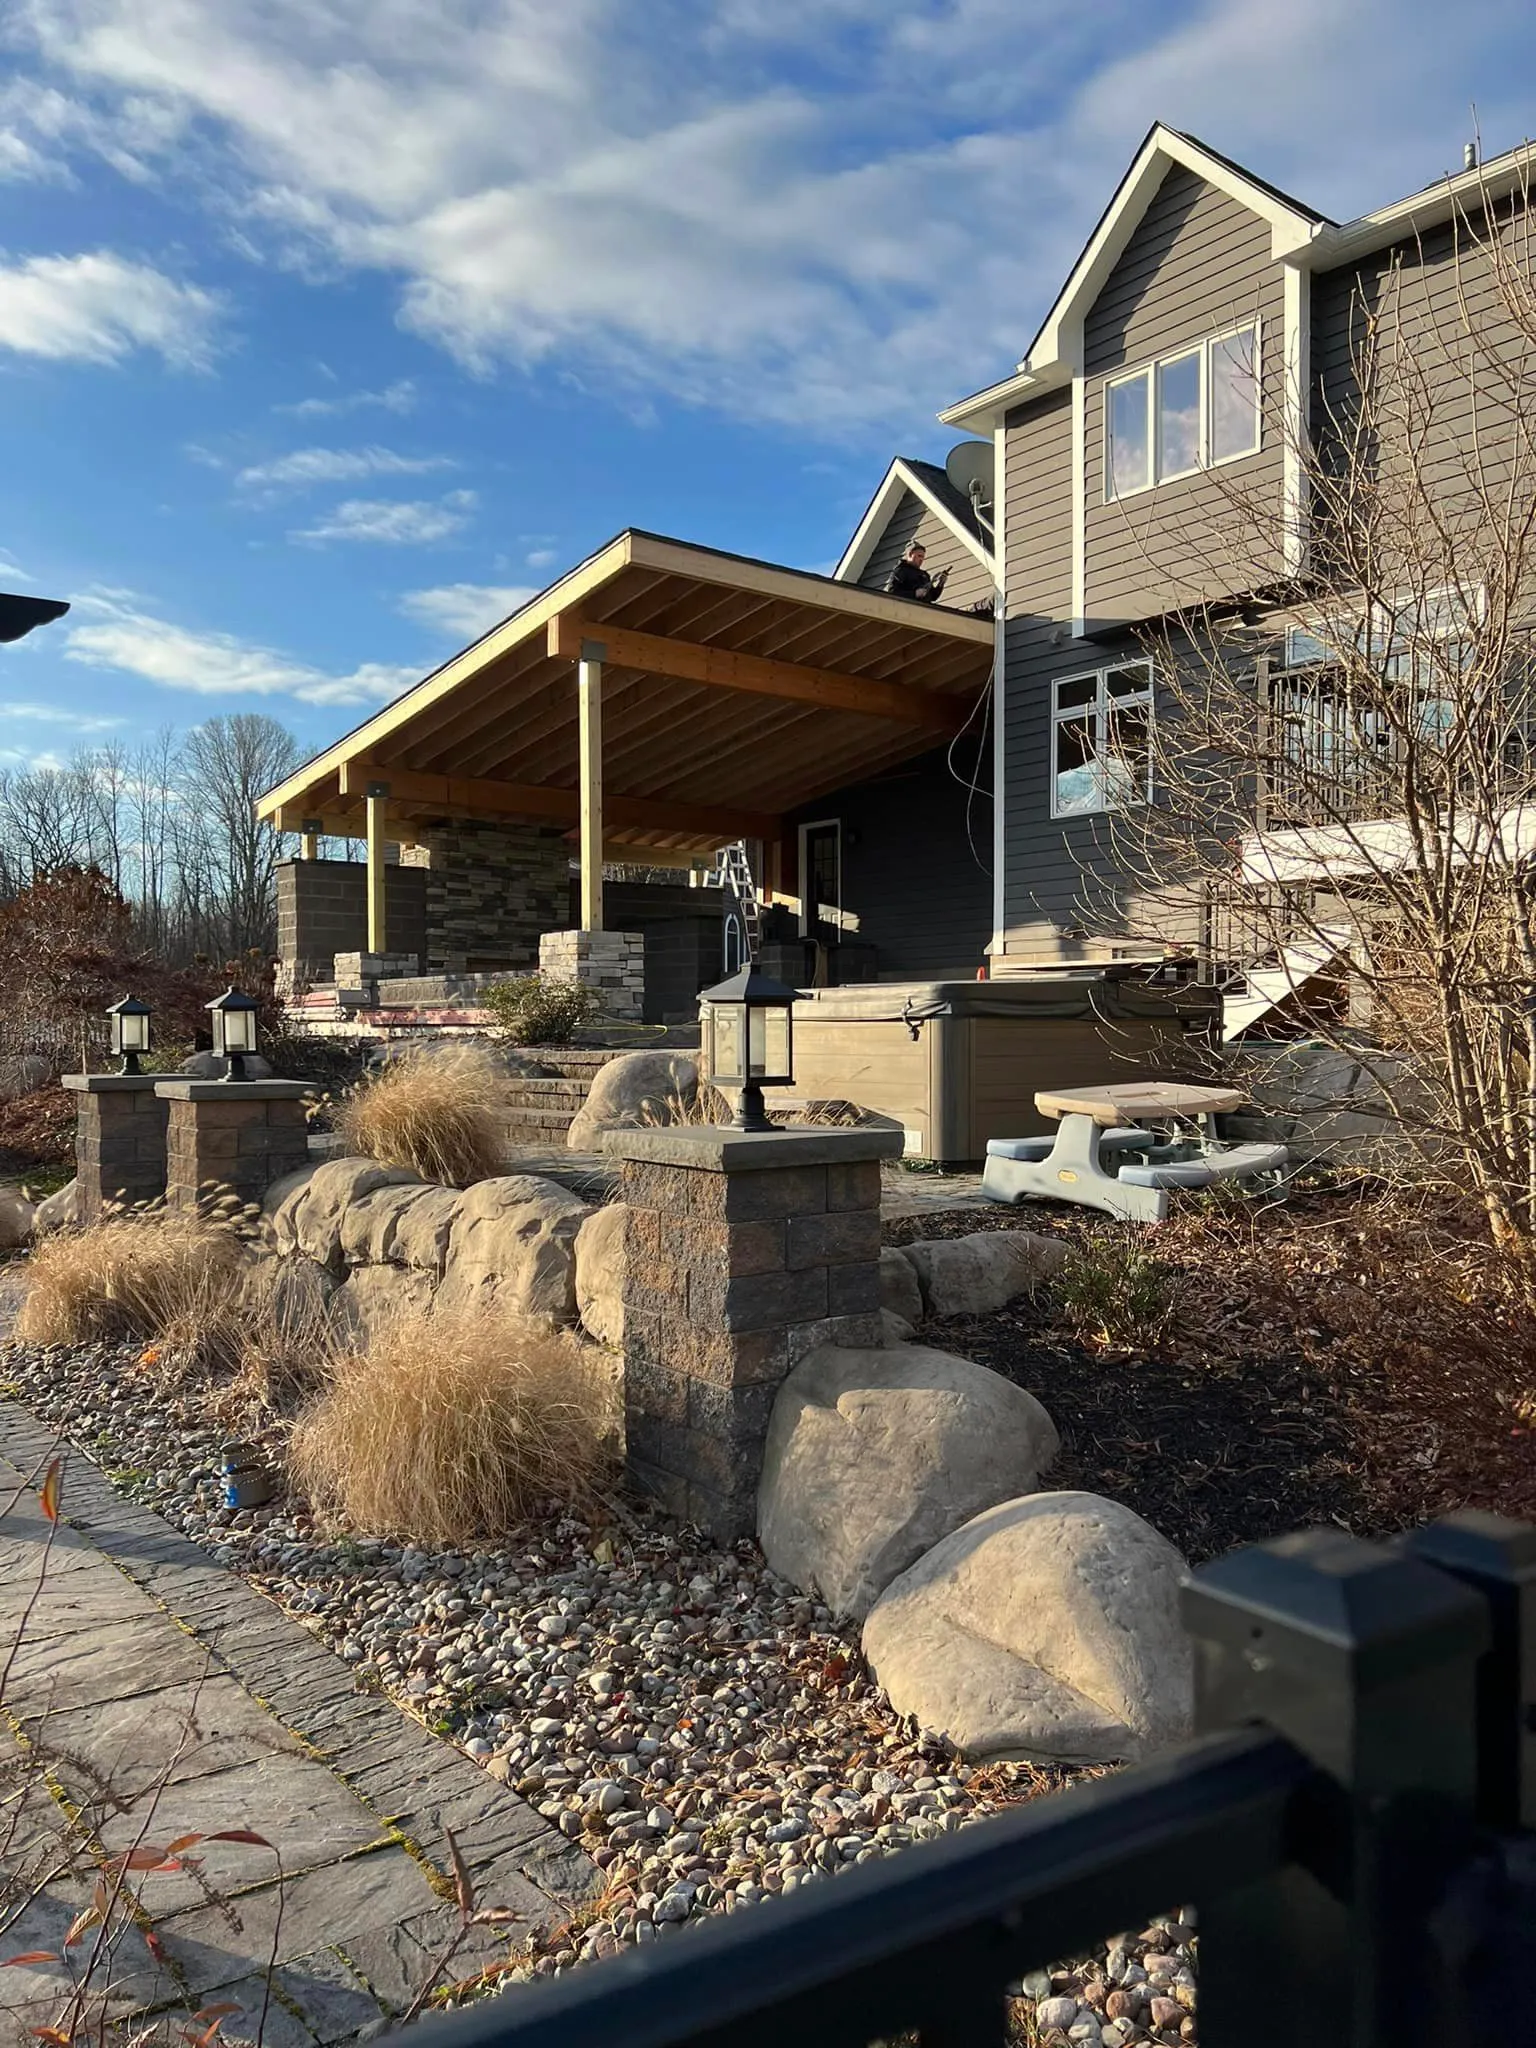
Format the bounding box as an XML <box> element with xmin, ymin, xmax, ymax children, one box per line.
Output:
<box><xmin>540</xmin><ymin>929</ymin><xmax>645</xmax><ymax>1023</ymax></box>
<box><xmin>63</xmin><ymin>1074</ymin><xmax>170</xmax><ymax>1223</ymax></box>
<box><xmin>606</xmin><ymin>1125</ymin><xmax>902</xmax><ymax>1539</ymax></box>
<box><xmin>155</xmin><ymin>1079</ymin><xmax>314</xmax><ymax>1211</ymax></box>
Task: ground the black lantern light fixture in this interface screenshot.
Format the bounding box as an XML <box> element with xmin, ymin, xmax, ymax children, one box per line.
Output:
<box><xmin>106</xmin><ymin>995</ymin><xmax>152</xmax><ymax>1075</ymax></box>
<box><xmin>700</xmin><ymin>964</ymin><xmax>797</xmax><ymax>1132</ymax></box>
<box><xmin>207</xmin><ymin>986</ymin><xmax>260</xmax><ymax>1081</ymax></box>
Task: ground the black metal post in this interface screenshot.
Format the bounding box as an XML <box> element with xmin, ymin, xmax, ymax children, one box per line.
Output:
<box><xmin>731</xmin><ymin>1081</ymin><xmax>771</xmax><ymax>1132</ymax></box>
<box><xmin>1184</xmin><ymin>1526</ymin><xmax>1490</xmax><ymax>2048</ymax></box>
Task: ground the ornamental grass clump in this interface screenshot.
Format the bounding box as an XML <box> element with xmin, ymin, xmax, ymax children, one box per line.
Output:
<box><xmin>1053</xmin><ymin>1228</ymin><xmax>1176</xmax><ymax>1351</ymax></box>
<box><xmin>290</xmin><ymin>1303</ymin><xmax>606</xmax><ymax>1543</ymax></box>
<box><xmin>16</xmin><ymin>1209</ymin><xmax>247</xmax><ymax>1353</ymax></box>
<box><xmin>335</xmin><ymin>1043</ymin><xmax>505</xmax><ymax>1186</ymax></box>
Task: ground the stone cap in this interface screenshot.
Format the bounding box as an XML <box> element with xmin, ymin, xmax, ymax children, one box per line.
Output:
<box><xmin>153</xmin><ymin>1079</ymin><xmax>316</xmax><ymax>1101</ymax></box>
<box><xmin>602</xmin><ymin>1124</ymin><xmax>903</xmax><ymax>1172</ymax></box>
<box><xmin>61</xmin><ymin>1073</ymin><xmax>164</xmax><ymax>1094</ymax></box>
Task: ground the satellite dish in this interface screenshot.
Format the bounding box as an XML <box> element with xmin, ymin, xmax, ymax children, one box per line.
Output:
<box><xmin>945</xmin><ymin>441</ymin><xmax>995</xmax><ymax>506</ymax></box>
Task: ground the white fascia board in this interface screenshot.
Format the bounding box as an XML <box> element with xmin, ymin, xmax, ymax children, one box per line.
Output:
<box><xmin>1300</xmin><ymin>140</ymin><xmax>1536</xmax><ymax>270</ymax></box>
<box><xmin>835</xmin><ymin>458</ymin><xmax>992</xmax><ymax>583</ymax></box>
<box><xmin>990</xmin><ymin>418</ymin><xmax>1007</xmax><ymax>953</ymax></box>
<box><xmin>1238</xmin><ymin>806</ymin><xmax>1536</xmax><ymax>885</ymax></box>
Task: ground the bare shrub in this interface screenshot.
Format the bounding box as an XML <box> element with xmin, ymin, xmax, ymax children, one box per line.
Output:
<box><xmin>481</xmin><ymin>972</ymin><xmax>604</xmax><ymax>1046</ymax></box>
<box><xmin>336</xmin><ymin>1043</ymin><xmax>506</xmax><ymax>1186</ymax></box>
<box><xmin>290</xmin><ymin>1303</ymin><xmax>607</xmax><ymax>1542</ymax></box>
<box><xmin>16</xmin><ymin>1210</ymin><xmax>247</xmax><ymax>1352</ymax></box>
<box><xmin>1053</xmin><ymin>1229</ymin><xmax>1175</xmax><ymax>1350</ymax></box>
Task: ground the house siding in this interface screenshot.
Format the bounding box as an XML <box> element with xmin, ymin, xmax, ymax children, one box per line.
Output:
<box><xmin>785</xmin><ymin>742</ymin><xmax>993</xmax><ymax>979</ymax></box>
<box><xmin>997</xmin><ymin>386</ymin><xmax>1127</xmax><ymax>949</ymax></box>
<box><xmin>855</xmin><ymin>486</ymin><xmax>995</xmax><ymax>610</ymax></box>
<box><xmin>1083</xmin><ymin>164</ymin><xmax>1285</xmax><ymax>628</ymax></box>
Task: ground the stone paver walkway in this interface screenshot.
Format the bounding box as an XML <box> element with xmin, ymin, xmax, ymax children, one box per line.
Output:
<box><xmin>0</xmin><ymin>1403</ymin><xmax>597</xmax><ymax>2046</ymax></box>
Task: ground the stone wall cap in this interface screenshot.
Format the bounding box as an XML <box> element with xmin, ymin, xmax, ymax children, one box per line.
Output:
<box><xmin>61</xmin><ymin>1073</ymin><xmax>165</xmax><ymax>1093</ymax></box>
<box><xmin>603</xmin><ymin>1124</ymin><xmax>903</xmax><ymax>1171</ymax></box>
<box><xmin>153</xmin><ymin>1079</ymin><xmax>317</xmax><ymax>1101</ymax></box>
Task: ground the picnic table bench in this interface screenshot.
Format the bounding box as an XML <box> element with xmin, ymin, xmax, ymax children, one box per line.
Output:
<box><xmin>981</xmin><ymin>1081</ymin><xmax>1288</xmax><ymax>1223</ymax></box>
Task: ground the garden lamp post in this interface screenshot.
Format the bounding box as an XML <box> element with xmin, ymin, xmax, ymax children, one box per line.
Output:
<box><xmin>106</xmin><ymin>996</ymin><xmax>152</xmax><ymax>1076</ymax></box>
<box><xmin>0</xmin><ymin>594</ymin><xmax>70</xmax><ymax>644</ymax></box>
<box><xmin>207</xmin><ymin>987</ymin><xmax>260</xmax><ymax>1081</ymax></box>
<box><xmin>700</xmin><ymin>965</ymin><xmax>797</xmax><ymax>1133</ymax></box>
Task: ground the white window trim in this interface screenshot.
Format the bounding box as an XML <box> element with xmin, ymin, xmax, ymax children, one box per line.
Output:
<box><xmin>1104</xmin><ymin>320</ymin><xmax>1263</xmax><ymax>504</ymax></box>
<box><xmin>796</xmin><ymin>817</ymin><xmax>842</xmax><ymax>938</ymax></box>
<box><xmin>1049</xmin><ymin>660</ymin><xmax>1155</xmax><ymax>820</ymax></box>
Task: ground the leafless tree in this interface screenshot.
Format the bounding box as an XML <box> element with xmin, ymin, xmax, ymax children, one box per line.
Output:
<box><xmin>1093</xmin><ymin>159</ymin><xmax>1536</xmax><ymax>1288</ymax></box>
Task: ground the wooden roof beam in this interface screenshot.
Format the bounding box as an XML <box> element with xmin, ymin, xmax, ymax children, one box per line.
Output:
<box><xmin>336</xmin><ymin>761</ymin><xmax>778</xmax><ymax>843</ymax></box>
<box><xmin>547</xmin><ymin>615</ymin><xmax>971</xmax><ymax>733</ymax></box>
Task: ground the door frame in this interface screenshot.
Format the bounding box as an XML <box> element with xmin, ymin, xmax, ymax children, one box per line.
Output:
<box><xmin>796</xmin><ymin>817</ymin><xmax>842</xmax><ymax>939</ymax></box>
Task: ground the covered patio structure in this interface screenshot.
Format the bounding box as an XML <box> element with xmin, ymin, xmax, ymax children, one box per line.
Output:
<box><xmin>258</xmin><ymin>529</ymin><xmax>995</xmax><ymax>1008</ymax></box>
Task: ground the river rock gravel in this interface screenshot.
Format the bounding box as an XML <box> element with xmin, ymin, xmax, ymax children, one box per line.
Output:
<box><xmin>0</xmin><ymin>1334</ymin><xmax>1199</xmax><ymax>2040</ymax></box>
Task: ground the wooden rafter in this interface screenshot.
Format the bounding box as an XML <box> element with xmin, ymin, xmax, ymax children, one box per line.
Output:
<box><xmin>546</xmin><ymin>615</ymin><xmax>971</xmax><ymax>731</ymax></box>
<box><xmin>336</xmin><ymin>762</ymin><xmax>777</xmax><ymax>842</ymax></box>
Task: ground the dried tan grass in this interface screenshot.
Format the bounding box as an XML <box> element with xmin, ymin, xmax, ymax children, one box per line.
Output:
<box><xmin>336</xmin><ymin>1043</ymin><xmax>506</xmax><ymax>1186</ymax></box>
<box><xmin>17</xmin><ymin>1210</ymin><xmax>247</xmax><ymax>1352</ymax></box>
<box><xmin>290</xmin><ymin>1303</ymin><xmax>607</xmax><ymax>1542</ymax></box>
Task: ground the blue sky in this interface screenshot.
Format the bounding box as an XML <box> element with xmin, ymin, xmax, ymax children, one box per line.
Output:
<box><xmin>0</xmin><ymin>0</ymin><xmax>1531</xmax><ymax>767</ymax></box>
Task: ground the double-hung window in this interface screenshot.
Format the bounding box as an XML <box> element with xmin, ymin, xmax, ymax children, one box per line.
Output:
<box><xmin>1051</xmin><ymin>662</ymin><xmax>1155</xmax><ymax>817</ymax></box>
<box><xmin>1105</xmin><ymin>323</ymin><xmax>1261</xmax><ymax>500</ymax></box>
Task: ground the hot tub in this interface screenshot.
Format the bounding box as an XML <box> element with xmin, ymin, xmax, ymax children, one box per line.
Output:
<box><xmin>779</xmin><ymin>970</ymin><xmax>1220</xmax><ymax>1166</ymax></box>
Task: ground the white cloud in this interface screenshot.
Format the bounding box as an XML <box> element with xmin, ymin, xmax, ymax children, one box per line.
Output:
<box><xmin>0</xmin><ymin>701</ymin><xmax>123</xmax><ymax>731</ymax></box>
<box><xmin>64</xmin><ymin>593</ymin><xmax>416</xmax><ymax>706</ymax></box>
<box><xmin>290</xmin><ymin>489</ymin><xmax>477</xmax><ymax>545</ymax></box>
<box><xmin>0</xmin><ymin>248</ymin><xmax>222</xmax><ymax>367</ymax></box>
<box><xmin>524</xmin><ymin>547</ymin><xmax>557</xmax><ymax>569</ymax></box>
<box><xmin>399</xmin><ymin>581</ymin><xmax>536</xmax><ymax>638</ymax></box>
<box><xmin>275</xmin><ymin>378</ymin><xmax>417</xmax><ymax>417</ymax></box>
<box><xmin>236</xmin><ymin>443</ymin><xmax>454</xmax><ymax>489</ymax></box>
<box><xmin>0</xmin><ymin>550</ymin><xmax>34</xmax><ymax>585</ymax></box>
<box><xmin>8</xmin><ymin>0</ymin><xmax>1531</xmax><ymax>427</ymax></box>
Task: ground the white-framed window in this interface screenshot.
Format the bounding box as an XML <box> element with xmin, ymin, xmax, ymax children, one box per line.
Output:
<box><xmin>1104</xmin><ymin>322</ymin><xmax>1262</xmax><ymax>501</ymax></box>
<box><xmin>1051</xmin><ymin>661</ymin><xmax>1155</xmax><ymax>817</ymax></box>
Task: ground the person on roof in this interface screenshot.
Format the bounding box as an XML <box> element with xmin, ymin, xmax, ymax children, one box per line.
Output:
<box><xmin>886</xmin><ymin>541</ymin><xmax>948</xmax><ymax>604</ymax></box>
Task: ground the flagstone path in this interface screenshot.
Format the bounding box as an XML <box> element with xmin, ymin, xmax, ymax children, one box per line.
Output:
<box><xmin>0</xmin><ymin>1403</ymin><xmax>597</xmax><ymax>2046</ymax></box>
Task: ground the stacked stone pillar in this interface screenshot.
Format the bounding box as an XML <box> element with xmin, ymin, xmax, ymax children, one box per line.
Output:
<box><xmin>154</xmin><ymin>1079</ymin><xmax>314</xmax><ymax>1211</ymax></box>
<box><xmin>63</xmin><ymin>1075</ymin><xmax>170</xmax><ymax>1223</ymax></box>
<box><xmin>608</xmin><ymin>1125</ymin><xmax>901</xmax><ymax>1539</ymax></box>
<box><xmin>539</xmin><ymin>929</ymin><xmax>645</xmax><ymax>1023</ymax></box>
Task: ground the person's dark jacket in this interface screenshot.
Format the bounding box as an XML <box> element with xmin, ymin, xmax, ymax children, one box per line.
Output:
<box><xmin>886</xmin><ymin>558</ymin><xmax>947</xmax><ymax>603</ymax></box>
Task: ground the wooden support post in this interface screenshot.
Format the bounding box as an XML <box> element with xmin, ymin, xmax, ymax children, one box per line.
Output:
<box><xmin>365</xmin><ymin>782</ymin><xmax>389</xmax><ymax>955</ymax></box>
<box><xmin>299</xmin><ymin>816</ymin><xmax>321</xmax><ymax>862</ymax></box>
<box><xmin>578</xmin><ymin>641</ymin><xmax>605</xmax><ymax>932</ymax></box>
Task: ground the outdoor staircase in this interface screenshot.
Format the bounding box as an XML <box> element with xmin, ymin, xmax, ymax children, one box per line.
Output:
<box><xmin>1219</xmin><ymin>924</ymin><xmax>1354</xmax><ymax>1042</ymax></box>
<box><xmin>496</xmin><ymin>1048</ymin><xmax>628</xmax><ymax>1148</ymax></box>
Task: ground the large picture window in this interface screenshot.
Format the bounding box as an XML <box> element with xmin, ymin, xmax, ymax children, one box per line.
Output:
<box><xmin>1104</xmin><ymin>323</ymin><xmax>1261</xmax><ymax>500</ymax></box>
<box><xmin>1051</xmin><ymin>662</ymin><xmax>1155</xmax><ymax>817</ymax></box>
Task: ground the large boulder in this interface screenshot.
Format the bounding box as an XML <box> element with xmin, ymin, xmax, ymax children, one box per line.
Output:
<box><xmin>0</xmin><ymin>1053</ymin><xmax>52</xmax><ymax>1103</ymax></box>
<box><xmin>339</xmin><ymin>1182</ymin><xmax>459</xmax><ymax>1269</ymax></box>
<box><xmin>388</xmin><ymin>1185</ymin><xmax>465</xmax><ymax>1276</ymax></box>
<box><xmin>330</xmin><ymin>1262</ymin><xmax>437</xmax><ymax>1342</ymax></box>
<box><xmin>862</xmin><ymin>1492</ymin><xmax>1194</xmax><ymax>1764</ymax></box>
<box><xmin>879</xmin><ymin>1247</ymin><xmax>924</xmax><ymax>1326</ymax></box>
<box><xmin>269</xmin><ymin>1158</ymin><xmax>423</xmax><ymax>1271</ymax></box>
<box><xmin>566</xmin><ymin>1052</ymin><xmax>699</xmax><ymax>1151</ymax></box>
<box><xmin>32</xmin><ymin>1179</ymin><xmax>77</xmax><ymax>1235</ymax></box>
<box><xmin>902</xmin><ymin>1230</ymin><xmax>1067</xmax><ymax>1318</ymax></box>
<box><xmin>435</xmin><ymin>1174</ymin><xmax>589</xmax><ymax>1323</ymax></box>
<box><xmin>0</xmin><ymin>1187</ymin><xmax>36</xmax><ymax>1251</ymax></box>
<box><xmin>574</xmin><ymin>1202</ymin><xmax>627</xmax><ymax>1348</ymax></box>
<box><xmin>757</xmin><ymin>1343</ymin><xmax>1060</xmax><ymax>1622</ymax></box>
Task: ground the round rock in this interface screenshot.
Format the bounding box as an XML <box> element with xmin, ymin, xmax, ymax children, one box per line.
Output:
<box><xmin>861</xmin><ymin>1491</ymin><xmax>1194</xmax><ymax>1763</ymax></box>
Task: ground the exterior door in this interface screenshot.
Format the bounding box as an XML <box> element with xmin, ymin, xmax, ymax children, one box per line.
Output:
<box><xmin>800</xmin><ymin>820</ymin><xmax>841</xmax><ymax>945</ymax></box>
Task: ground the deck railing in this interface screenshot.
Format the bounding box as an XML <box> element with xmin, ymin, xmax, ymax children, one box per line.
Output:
<box><xmin>404</xmin><ymin>1513</ymin><xmax>1536</xmax><ymax>2048</ymax></box>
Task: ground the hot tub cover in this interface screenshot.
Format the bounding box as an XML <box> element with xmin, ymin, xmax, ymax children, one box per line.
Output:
<box><xmin>790</xmin><ymin>969</ymin><xmax>1218</xmax><ymax>1026</ymax></box>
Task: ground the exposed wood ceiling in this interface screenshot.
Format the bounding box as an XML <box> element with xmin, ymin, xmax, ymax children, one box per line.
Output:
<box><xmin>259</xmin><ymin>531</ymin><xmax>994</xmax><ymax>855</ymax></box>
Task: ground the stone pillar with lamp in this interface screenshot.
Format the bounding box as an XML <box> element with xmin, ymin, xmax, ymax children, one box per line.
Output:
<box><xmin>156</xmin><ymin>987</ymin><xmax>312</xmax><ymax>1210</ymax></box>
<box><xmin>609</xmin><ymin>969</ymin><xmax>900</xmax><ymax>1539</ymax></box>
<box><xmin>63</xmin><ymin>995</ymin><xmax>169</xmax><ymax>1222</ymax></box>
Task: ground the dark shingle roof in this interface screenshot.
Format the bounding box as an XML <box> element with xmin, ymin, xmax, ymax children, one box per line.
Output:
<box><xmin>902</xmin><ymin>457</ymin><xmax>986</xmax><ymax>540</ymax></box>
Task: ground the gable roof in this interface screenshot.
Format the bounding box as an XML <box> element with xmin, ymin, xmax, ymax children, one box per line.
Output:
<box><xmin>938</xmin><ymin>120</ymin><xmax>1536</xmax><ymax>436</ymax></box>
<box><xmin>939</xmin><ymin>123</ymin><xmax>1328</xmax><ymax>434</ymax></box>
<box><xmin>836</xmin><ymin>454</ymin><xmax>994</xmax><ymax>584</ymax></box>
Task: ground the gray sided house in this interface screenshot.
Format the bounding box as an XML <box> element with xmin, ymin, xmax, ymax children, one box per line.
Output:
<box><xmin>817</xmin><ymin>122</ymin><xmax>1536</xmax><ymax>984</ymax></box>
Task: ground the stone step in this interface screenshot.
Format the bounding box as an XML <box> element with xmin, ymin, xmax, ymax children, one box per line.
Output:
<box><xmin>498</xmin><ymin>1105</ymin><xmax>580</xmax><ymax>1135</ymax></box>
<box><xmin>504</xmin><ymin>1077</ymin><xmax>591</xmax><ymax>1105</ymax></box>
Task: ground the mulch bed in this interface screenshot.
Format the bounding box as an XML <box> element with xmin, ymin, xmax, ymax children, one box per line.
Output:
<box><xmin>0</xmin><ymin>1087</ymin><xmax>77</xmax><ymax>1177</ymax></box>
<box><xmin>886</xmin><ymin>1181</ymin><xmax>1536</xmax><ymax>1563</ymax></box>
